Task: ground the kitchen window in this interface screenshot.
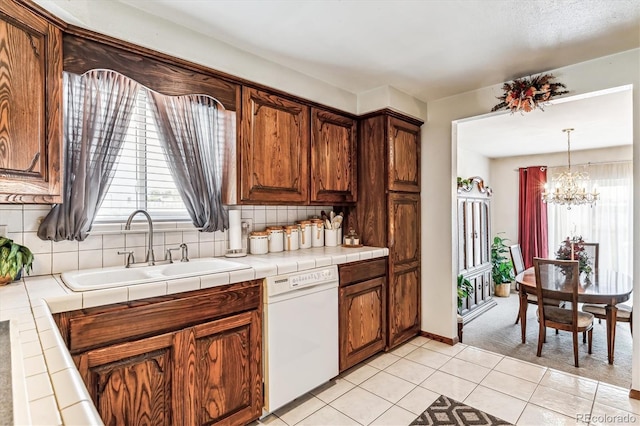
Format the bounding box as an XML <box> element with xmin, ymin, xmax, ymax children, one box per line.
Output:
<box><xmin>38</xmin><ymin>69</ymin><xmax>231</xmax><ymax>242</ymax></box>
<box><xmin>95</xmin><ymin>90</ymin><xmax>190</xmax><ymax>222</ymax></box>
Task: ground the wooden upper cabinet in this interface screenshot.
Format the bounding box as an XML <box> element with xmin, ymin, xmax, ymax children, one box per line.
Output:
<box><xmin>0</xmin><ymin>1</ymin><xmax>62</xmax><ymax>203</ymax></box>
<box><xmin>388</xmin><ymin>116</ymin><xmax>420</xmax><ymax>193</ymax></box>
<box><xmin>240</xmin><ymin>87</ymin><xmax>309</xmax><ymax>204</ymax></box>
<box><xmin>310</xmin><ymin>108</ymin><xmax>357</xmax><ymax>204</ymax></box>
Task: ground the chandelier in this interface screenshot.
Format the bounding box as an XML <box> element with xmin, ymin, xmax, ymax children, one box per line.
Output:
<box><xmin>542</xmin><ymin>128</ymin><xmax>599</xmax><ymax>209</ymax></box>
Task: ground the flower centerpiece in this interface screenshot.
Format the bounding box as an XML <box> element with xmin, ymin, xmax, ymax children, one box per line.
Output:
<box><xmin>555</xmin><ymin>236</ymin><xmax>592</xmax><ymax>275</ymax></box>
<box><xmin>491</xmin><ymin>73</ymin><xmax>568</xmax><ymax>113</ymax></box>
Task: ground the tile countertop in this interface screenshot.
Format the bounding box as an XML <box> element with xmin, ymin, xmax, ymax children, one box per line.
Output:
<box><xmin>0</xmin><ymin>245</ymin><xmax>388</xmax><ymax>425</ymax></box>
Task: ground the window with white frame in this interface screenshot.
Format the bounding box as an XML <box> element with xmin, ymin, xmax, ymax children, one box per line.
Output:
<box><xmin>547</xmin><ymin>161</ymin><xmax>633</xmax><ymax>277</ymax></box>
<box><xmin>95</xmin><ymin>90</ymin><xmax>190</xmax><ymax>222</ymax></box>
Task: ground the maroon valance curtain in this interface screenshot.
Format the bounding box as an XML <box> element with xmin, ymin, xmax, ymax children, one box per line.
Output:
<box><xmin>518</xmin><ymin>167</ymin><xmax>548</xmax><ymax>268</ymax></box>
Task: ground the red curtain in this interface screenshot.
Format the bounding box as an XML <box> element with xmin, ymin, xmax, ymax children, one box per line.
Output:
<box><xmin>518</xmin><ymin>167</ymin><xmax>548</xmax><ymax>268</ymax></box>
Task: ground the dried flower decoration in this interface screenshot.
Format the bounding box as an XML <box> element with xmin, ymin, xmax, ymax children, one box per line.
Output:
<box><xmin>491</xmin><ymin>73</ymin><xmax>568</xmax><ymax>113</ymax></box>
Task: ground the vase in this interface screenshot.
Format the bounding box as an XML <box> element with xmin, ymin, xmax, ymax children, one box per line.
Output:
<box><xmin>494</xmin><ymin>283</ymin><xmax>511</xmax><ymax>297</ymax></box>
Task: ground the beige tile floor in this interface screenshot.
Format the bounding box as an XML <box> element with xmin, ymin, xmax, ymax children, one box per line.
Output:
<box><xmin>252</xmin><ymin>337</ymin><xmax>640</xmax><ymax>425</ymax></box>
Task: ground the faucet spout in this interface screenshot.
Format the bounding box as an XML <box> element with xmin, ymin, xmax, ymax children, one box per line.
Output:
<box><xmin>125</xmin><ymin>209</ymin><xmax>155</xmax><ymax>266</ymax></box>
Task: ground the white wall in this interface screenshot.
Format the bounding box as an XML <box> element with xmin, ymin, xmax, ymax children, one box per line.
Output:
<box><xmin>422</xmin><ymin>49</ymin><xmax>639</xmax><ymax>394</ymax></box>
<box><xmin>457</xmin><ymin>148</ymin><xmax>491</xmax><ymax>180</ymax></box>
<box><xmin>490</xmin><ymin>145</ymin><xmax>632</xmax><ymax>244</ymax></box>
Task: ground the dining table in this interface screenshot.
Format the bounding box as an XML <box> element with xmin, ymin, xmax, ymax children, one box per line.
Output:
<box><xmin>516</xmin><ymin>267</ymin><xmax>633</xmax><ymax>364</ymax></box>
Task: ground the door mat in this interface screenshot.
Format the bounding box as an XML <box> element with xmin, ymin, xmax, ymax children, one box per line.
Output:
<box><xmin>410</xmin><ymin>395</ymin><xmax>512</xmax><ymax>426</ymax></box>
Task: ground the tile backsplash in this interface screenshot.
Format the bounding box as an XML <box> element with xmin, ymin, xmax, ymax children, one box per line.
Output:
<box><xmin>0</xmin><ymin>204</ymin><xmax>331</xmax><ymax>276</ymax></box>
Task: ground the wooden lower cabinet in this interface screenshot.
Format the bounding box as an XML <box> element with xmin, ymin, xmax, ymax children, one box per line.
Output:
<box><xmin>388</xmin><ymin>265</ymin><xmax>421</xmax><ymax>349</ymax></box>
<box><xmin>338</xmin><ymin>258</ymin><xmax>387</xmax><ymax>372</ymax></box>
<box><xmin>55</xmin><ymin>281</ymin><xmax>263</xmax><ymax>426</ymax></box>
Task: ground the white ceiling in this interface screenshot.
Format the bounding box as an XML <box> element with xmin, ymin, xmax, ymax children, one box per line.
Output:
<box><xmin>117</xmin><ymin>0</ymin><xmax>640</xmax><ymax>103</ymax></box>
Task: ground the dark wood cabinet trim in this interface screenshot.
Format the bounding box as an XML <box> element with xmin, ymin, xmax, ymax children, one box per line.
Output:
<box><xmin>358</xmin><ymin>108</ymin><xmax>423</xmax><ymax>127</ymax></box>
<box><xmin>62</xmin><ymin>24</ymin><xmax>358</xmax><ymax>119</ymax></box>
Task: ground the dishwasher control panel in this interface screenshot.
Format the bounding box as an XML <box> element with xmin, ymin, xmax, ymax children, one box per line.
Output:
<box><xmin>265</xmin><ymin>265</ymin><xmax>338</xmax><ymax>297</ymax></box>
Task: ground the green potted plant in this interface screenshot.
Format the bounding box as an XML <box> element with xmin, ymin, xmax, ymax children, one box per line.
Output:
<box><xmin>491</xmin><ymin>233</ymin><xmax>514</xmax><ymax>297</ymax></box>
<box><xmin>0</xmin><ymin>236</ymin><xmax>34</xmax><ymax>285</ymax></box>
<box><xmin>457</xmin><ymin>274</ymin><xmax>474</xmax><ymax>312</ymax></box>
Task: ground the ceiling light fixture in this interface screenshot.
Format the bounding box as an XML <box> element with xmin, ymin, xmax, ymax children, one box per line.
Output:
<box><xmin>542</xmin><ymin>128</ymin><xmax>599</xmax><ymax>209</ymax></box>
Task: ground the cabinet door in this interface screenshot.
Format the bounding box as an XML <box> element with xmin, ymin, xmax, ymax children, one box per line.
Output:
<box><xmin>387</xmin><ymin>116</ymin><xmax>420</xmax><ymax>193</ymax></box>
<box><xmin>75</xmin><ymin>333</ymin><xmax>175</xmax><ymax>426</ymax></box>
<box><xmin>458</xmin><ymin>198</ymin><xmax>491</xmax><ymax>272</ymax></box>
<box><xmin>388</xmin><ymin>192</ymin><xmax>420</xmax><ymax>268</ymax></box>
<box><xmin>310</xmin><ymin>108</ymin><xmax>357</xmax><ymax>204</ymax></box>
<box><xmin>240</xmin><ymin>87</ymin><xmax>309</xmax><ymax>203</ymax></box>
<box><xmin>0</xmin><ymin>1</ymin><xmax>62</xmax><ymax>203</ymax></box>
<box><xmin>388</xmin><ymin>266</ymin><xmax>421</xmax><ymax>349</ymax></box>
<box><xmin>186</xmin><ymin>311</ymin><xmax>262</xmax><ymax>426</ymax></box>
<box><xmin>339</xmin><ymin>276</ymin><xmax>386</xmax><ymax>371</ymax></box>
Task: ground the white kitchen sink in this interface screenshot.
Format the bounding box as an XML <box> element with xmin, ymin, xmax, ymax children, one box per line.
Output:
<box><xmin>61</xmin><ymin>257</ymin><xmax>251</xmax><ymax>291</ymax></box>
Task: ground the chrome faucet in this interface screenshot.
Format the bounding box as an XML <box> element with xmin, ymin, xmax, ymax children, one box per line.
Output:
<box><xmin>124</xmin><ymin>209</ymin><xmax>155</xmax><ymax>266</ymax></box>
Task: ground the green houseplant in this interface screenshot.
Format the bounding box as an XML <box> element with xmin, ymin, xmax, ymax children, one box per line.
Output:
<box><xmin>491</xmin><ymin>233</ymin><xmax>514</xmax><ymax>297</ymax></box>
<box><xmin>0</xmin><ymin>236</ymin><xmax>34</xmax><ymax>285</ymax></box>
<box><xmin>457</xmin><ymin>274</ymin><xmax>474</xmax><ymax>312</ymax></box>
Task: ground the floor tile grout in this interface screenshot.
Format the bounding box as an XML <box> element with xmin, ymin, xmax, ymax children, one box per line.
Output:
<box><xmin>259</xmin><ymin>336</ymin><xmax>637</xmax><ymax>426</ymax></box>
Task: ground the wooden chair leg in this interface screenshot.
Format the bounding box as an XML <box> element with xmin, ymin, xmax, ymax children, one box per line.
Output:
<box><xmin>555</xmin><ymin>329</ymin><xmax>559</xmax><ymax>335</ymax></box>
<box><xmin>573</xmin><ymin>331</ymin><xmax>579</xmax><ymax>368</ymax></box>
<box><xmin>537</xmin><ymin>324</ymin><xmax>545</xmax><ymax>357</ymax></box>
<box><xmin>588</xmin><ymin>329</ymin><xmax>593</xmax><ymax>354</ymax></box>
<box><xmin>583</xmin><ymin>330</ymin><xmax>586</xmax><ymax>344</ymax></box>
<box><xmin>515</xmin><ymin>309</ymin><xmax>520</xmax><ymax>325</ymax></box>
<box><xmin>631</xmin><ymin>319</ymin><xmax>633</xmax><ymax>336</ymax></box>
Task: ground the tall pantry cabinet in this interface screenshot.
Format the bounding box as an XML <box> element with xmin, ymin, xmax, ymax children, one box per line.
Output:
<box><xmin>353</xmin><ymin>110</ymin><xmax>423</xmax><ymax>349</ymax></box>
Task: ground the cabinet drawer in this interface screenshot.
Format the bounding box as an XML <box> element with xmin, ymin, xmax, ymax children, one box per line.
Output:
<box><xmin>339</xmin><ymin>258</ymin><xmax>387</xmax><ymax>286</ymax></box>
<box><xmin>60</xmin><ymin>280</ymin><xmax>261</xmax><ymax>353</ymax></box>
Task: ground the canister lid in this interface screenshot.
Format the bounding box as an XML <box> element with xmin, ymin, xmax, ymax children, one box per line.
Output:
<box><xmin>250</xmin><ymin>231</ymin><xmax>269</xmax><ymax>237</ymax></box>
<box><xmin>296</xmin><ymin>220</ymin><xmax>311</xmax><ymax>225</ymax></box>
<box><xmin>266</xmin><ymin>226</ymin><xmax>283</xmax><ymax>232</ymax></box>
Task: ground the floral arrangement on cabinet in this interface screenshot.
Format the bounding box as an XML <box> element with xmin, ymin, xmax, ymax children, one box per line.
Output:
<box><xmin>555</xmin><ymin>236</ymin><xmax>592</xmax><ymax>275</ymax></box>
<box><xmin>491</xmin><ymin>73</ymin><xmax>568</xmax><ymax>113</ymax></box>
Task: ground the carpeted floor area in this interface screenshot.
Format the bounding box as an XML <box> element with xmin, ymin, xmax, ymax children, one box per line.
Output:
<box><xmin>410</xmin><ymin>395</ymin><xmax>512</xmax><ymax>426</ymax></box>
<box><xmin>463</xmin><ymin>291</ymin><xmax>632</xmax><ymax>389</ymax></box>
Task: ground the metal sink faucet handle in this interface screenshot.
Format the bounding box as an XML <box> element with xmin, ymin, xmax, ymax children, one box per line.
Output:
<box><xmin>179</xmin><ymin>243</ymin><xmax>189</xmax><ymax>262</ymax></box>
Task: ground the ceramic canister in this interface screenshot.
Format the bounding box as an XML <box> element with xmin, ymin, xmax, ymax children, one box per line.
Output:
<box><xmin>310</xmin><ymin>219</ymin><xmax>325</xmax><ymax>247</ymax></box>
<box><xmin>266</xmin><ymin>226</ymin><xmax>284</xmax><ymax>252</ymax></box>
<box><xmin>283</xmin><ymin>225</ymin><xmax>300</xmax><ymax>251</ymax></box>
<box><xmin>297</xmin><ymin>220</ymin><xmax>312</xmax><ymax>249</ymax></box>
<box><xmin>249</xmin><ymin>231</ymin><xmax>269</xmax><ymax>255</ymax></box>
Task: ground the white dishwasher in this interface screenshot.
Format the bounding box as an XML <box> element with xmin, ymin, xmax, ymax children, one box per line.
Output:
<box><xmin>263</xmin><ymin>265</ymin><xmax>339</xmax><ymax>414</ymax></box>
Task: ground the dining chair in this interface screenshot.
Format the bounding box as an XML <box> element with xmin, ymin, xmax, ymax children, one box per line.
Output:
<box><xmin>580</xmin><ymin>242</ymin><xmax>599</xmax><ymax>272</ymax></box>
<box><xmin>578</xmin><ymin>242</ymin><xmax>630</xmax><ymax>331</ymax></box>
<box><xmin>510</xmin><ymin>244</ymin><xmax>564</xmax><ymax>325</ymax></box>
<box><xmin>582</xmin><ymin>301</ymin><xmax>633</xmax><ymax>335</ymax></box>
<box><xmin>533</xmin><ymin>258</ymin><xmax>594</xmax><ymax>367</ymax></box>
